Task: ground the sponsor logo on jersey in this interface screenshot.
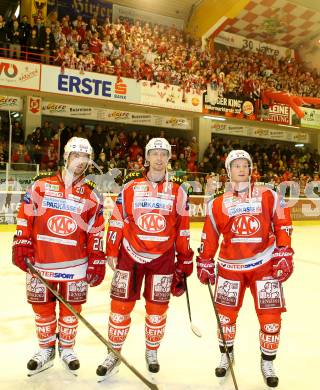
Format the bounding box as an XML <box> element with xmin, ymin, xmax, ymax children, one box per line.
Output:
<box><xmin>116</xmin><ymin>192</ymin><xmax>122</xmax><ymax>204</ymax></box>
<box><xmin>257</xmin><ymin>280</ymin><xmax>282</xmax><ymax>309</ymax></box>
<box><xmin>134</xmin><ymin>197</ymin><xmax>173</xmax><ymax>211</ymax></box>
<box><xmin>231</xmin><ymin>214</ymin><xmax>260</xmax><ymax>236</ymax></box>
<box><xmin>42</xmin><ymin>196</ymin><xmax>84</xmax><ymax>214</ymax></box>
<box><xmin>219</xmin><ymin>260</ymin><xmax>263</xmax><ymax>270</ymax></box>
<box><xmin>137</xmin><ymin>213</ymin><xmax>166</xmax><ymax>233</ymax></box>
<box><xmin>39</xmin><ymin>270</ymin><xmax>75</xmax><ymax>279</ymax></box>
<box><xmin>17</xmin><ymin>218</ymin><xmax>28</xmax><ymax>227</ymax></box>
<box><xmin>280</xmin><ymin>197</ymin><xmax>286</xmax><ymax>208</ymax></box>
<box><xmin>157</xmin><ymin>192</ymin><xmax>175</xmax><ymax>199</ymax></box>
<box><xmin>133</xmin><ymin>184</ymin><xmax>149</xmax><ymax>192</ymax></box>
<box><xmin>109</xmin><ymin>220</ymin><xmax>124</xmax><ymax>228</ymax></box>
<box><xmin>67</xmin><ymin>193</ymin><xmax>84</xmax><ymax>202</ymax></box>
<box><xmin>45</xmin><ymin>183</ymin><xmax>59</xmax><ymax>191</ymax></box>
<box><xmin>134</xmin><ymin>191</ymin><xmax>152</xmax><ymax>197</ymax></box>
<box><xmin>47</xmin><ymin>215</ymin><xmax>77</xmax><ymax>236</ymax></box>
<box><xmin>44</xmin><ymin>190</ymin><xmax>63</xmax><ymax>198</ymax></box>
<box><xmin>23</xmin><ymin>191</ymin><xmax>31</xmax><ymax>204</ymax></box>
<box><xmin>227</xmin><ymin>202</ymin><xmax>262</xmax><ymax>217</ymax></box>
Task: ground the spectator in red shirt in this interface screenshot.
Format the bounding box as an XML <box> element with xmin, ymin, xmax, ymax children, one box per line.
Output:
<box><xmin>128</xmin><ymin>140</ymin><xmax>143</xmax><ymax>162</ymax></box>
<box><xmin>41</xmin><ymin>143</ymin><xmax>58</xmax><ymax>171</ymax></box>
<box><xmin>12</xmin><ymin>143</ymin><xmax>31</xmax><ymax>168</ymax></box>
<box><xmin>89</xmin><ymin>32</ymin><xmax>102</xmax><ymax>54</ymax></box>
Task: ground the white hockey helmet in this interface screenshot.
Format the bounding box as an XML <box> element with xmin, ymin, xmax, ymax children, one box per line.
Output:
<box><xmin>145</xmin><ymin>137</ymin><xmax>171</xmax><ymax>160</ymax></box>
<box><xmin>64</xmin><ymin>137</ymin><xmax>93</xmax><ymax>165</ymax></box>
<box><xmin>225</xmin><ymin>149</ymin><xmax>252</xmax><ymax>178</ymax></box>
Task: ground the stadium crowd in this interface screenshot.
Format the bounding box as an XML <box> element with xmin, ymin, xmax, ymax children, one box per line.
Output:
<box><xmin>0</xmin><ymin>118</ymin><xmax>318</xmax><ymax>195</ymax></box>
<box><xmin>1</xmin><ymin>13</ymin><xmax>320</xmax><ymax>98</ymax></box>
<box><xmin>0</xmin><ymin>12</ymin><xmax>319</xmax><ymax>194</ymax></box>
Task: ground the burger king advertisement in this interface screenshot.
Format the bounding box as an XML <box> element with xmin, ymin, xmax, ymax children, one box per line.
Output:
<box><xmin>204</xmin><ymin>86</ymin><xmax>256</xmax><ymax>119</ymax></box>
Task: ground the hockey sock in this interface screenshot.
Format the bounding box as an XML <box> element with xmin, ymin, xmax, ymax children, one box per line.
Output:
<box><xmin>108</xmin><ymin>299</ymin><xmax>135</xmax><ymax>350</ymax></box>
<box><xmin>218</xmin><ymin>322</ymin><xmax>236</xmax><ymax>349</ymax></box>
<box><xmin>58</xmin><ymin>304</ymin><xmax>81</xmax><ymax>348</ymax></box>
<box><xmin>32</xmin><ymin>302</ymin><xmax>57</xmax><ymax>348</ymax></box>
<box><xmin>258</xmin><ymin>314</ymin><xmax>281</xmax><ymax>358</ymax></box>
<box><xmin>145</xmin><ymin>301</ymin><xmax>168</xmax><ymax>350</ymax></box>
<box><xmin>259</xmin><ymin>329</ymin><xmax>280</xmax><ymax>358</ymax></box>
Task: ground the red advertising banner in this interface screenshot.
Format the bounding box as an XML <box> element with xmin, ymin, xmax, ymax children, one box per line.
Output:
<box><xmin>262</xmin><ymin>103</ymin><xmax>291</xmax><ymax>125</ymax></box>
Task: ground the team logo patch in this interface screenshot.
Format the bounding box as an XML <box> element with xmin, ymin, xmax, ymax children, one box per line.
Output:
<box><xmin>218</xmin><ymin>314</ymin><xmax>231</xmax><ymax>325</ymax></box>
<box><xmin>263</xmin><ymin>323</ymin><xmax>280</xmax><ymax>333</ymax></box>
<box><xmin>257</xmin><ymin>280</ymin><xmax>283</xmax><ymax>309</ymax></box>
<box><xmin>111</xmin><ymin>270</ymin><xmax>130</xmax><ymax>299</ymax></box>
<box><xmin>231</xmin><ymin>214</ymin><xmax>260</xmax><ymax>236</ymax></box>
<box><xmin>66</xmin><ymin>280</ymin><xmax>88</xmax><ymax>302</ymax></box>
<box><xmin>137</xmin><ymin>213</ymin><xmax>166</xmax><ymax>233</ymax></box>
<box><xmin>62</xmin><ymin>316</ymin><xmax>77</xmax><ymax>324</ymax></box>
<box><xmin>151</xmin><ymin>274</ymin><xmax>173</xmax><ymax>302</ymax></box>
<box><xmin>215</xmin><ymin>276</ymin><xmax>240</xmax><ymax>307</ymax></box>
<box><xmin>47</xmin><ymin>215</ymin><xmax>77</xmax><ymax>236</ymax></box>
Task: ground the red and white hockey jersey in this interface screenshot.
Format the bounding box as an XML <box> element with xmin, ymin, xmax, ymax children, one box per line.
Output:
<box><xmin>199</xmin><ymin>185</ymin><xmax>292</xmax><ymax>270</ymax></box>
<box><xmin>106</xmin><ymin>171</ymin><xmax>193</xmax><ymax>264</ymax></box>
<box><xmin>15</xmin><ymin>172</ymin><xmax>105</xmax><ymax>281</ymax></box>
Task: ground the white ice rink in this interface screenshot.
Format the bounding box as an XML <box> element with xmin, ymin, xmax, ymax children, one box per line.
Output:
<box><xmin>1</xmin><ymin>223</ymin><xmax>319</xmax><ymax>390</ymax></box>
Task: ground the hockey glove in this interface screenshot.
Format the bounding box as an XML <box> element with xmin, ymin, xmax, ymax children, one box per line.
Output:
<box><xmin>176</xmin><ymin>259</ymin><xmax>193</xmax><ymax>277</ymax></box>
<box><xmin>171</xmin><ymin>260</ymin><xmax>193</xmax><ymax>297</ymax></box>
<box><xmin>171</xmin><ymin>267</ymin><xmax>186</xmax><ymax>297</ymax></box>
<box><xmin>12</xmin><ymin>237</ymin><xmax>35</xmax><ymax>272</ymax></box>
<box><xmin>196</xmin><ymin>257</ymin><xmax>215</xmax><ymax>285</ymax></box>
<box><xmin>272</xmin><ymin>246</ymin><xmax>294</xmax><ymax>283</ymax></box>
<box><xmin>86</xmin><ymin>254</ymin><xmax>106</xmax><ymax>287</ymax></box>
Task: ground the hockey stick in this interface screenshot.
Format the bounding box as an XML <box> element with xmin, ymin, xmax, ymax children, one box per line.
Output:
<box><xmin>207</xmin><ymin>283</ymin><xmax>239</xmax><ymax>390</ymax></box>
<box><xmin>26</xmin><ymin>260</ymin><xmax>158</xmax><ymax>390</ymax></box>
<box><xmin>183</xmin><ymin>274</ymin><xmax>202</xmax><ymax>337</ymax></box>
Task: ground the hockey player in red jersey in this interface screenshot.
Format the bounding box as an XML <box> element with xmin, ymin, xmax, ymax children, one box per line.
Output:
<box><xmin>197</xmin><ymin>150</ymin><xmax>294</xmax><ymax>388</ymax></box>
<box><xmin>12</xmin><ymin>137</ymin><xmax>106</xmax><ymax>376</ymax></box>
<box><xmin>96</xmin><ymin>137</ymin><xmax>194</xmax><ymax>381</ymax></box>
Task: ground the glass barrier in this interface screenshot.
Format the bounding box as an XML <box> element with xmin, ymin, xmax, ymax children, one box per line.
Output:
<box><xmin>0</xmin><ymin>160</ymin><xmax>315</xmax><ymax>198</ymax></box>
<box><xmin>0</xmin><ymin>163</ymin><xmax>39</xmax><ymax>191</ymax></box>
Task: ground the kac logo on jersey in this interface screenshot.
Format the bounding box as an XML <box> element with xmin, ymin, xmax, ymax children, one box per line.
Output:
<box><xmin>137</xmin><ymin>213</ymin><xmax>166</xmax><ymax>233</ymax></box>
<box><xmin>47</xmin><ymin>215</ymin><xmax>77</xmax><ymax>236</ymax></box>
<box><xmin>231</xmin><ymin>214</ymin><xmax>260</xmax><ymax>236</ymax></box>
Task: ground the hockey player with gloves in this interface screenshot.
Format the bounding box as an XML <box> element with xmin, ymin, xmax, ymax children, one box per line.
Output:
<box><xmin>12</xmin><ymin>137</ymin><xmax>106</xmax><ymax>376</ymax></box>
<box><xmin>96</xmin><ymin>138</ymin><xmax>194</xmax><ymax>381</ymax></box>
<box><xmin>197</xmin><ymin>150</ymin><xmax>293</xmax><ymax>388</ymax></box>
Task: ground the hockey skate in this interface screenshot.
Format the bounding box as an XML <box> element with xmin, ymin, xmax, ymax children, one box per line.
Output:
<box><xmin>59</xmin><ymin>347</ymin><xmax>80</xmax><ymax>375</ymax></box>
<box><xmin>215</xmin><ymin>350</ymin><xmax>234</xmax><ymax>377</ymax></box>
<box><xmin>96</xmin><ymin>350</ymin><xmax>120</xmax><ymax>382</ymax></box>
<box><xmin>27</xmin><ymin>346</ymin><xmax>55</xmax><ymax>376</ymax></box>
<box><xmin>261</xmin><ymin>358</ymin><xmax>279</xmax><ymax>388</ymax></box>
<box><xmin>145</xmin><ymin>349</ymin><xmax>160</xmax><ymax>373</ymax></box>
